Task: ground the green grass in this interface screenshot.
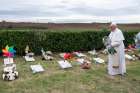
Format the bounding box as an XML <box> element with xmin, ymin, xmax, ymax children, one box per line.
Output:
<box><xmin>0</xmin><ymin>54</ymin><xmax>140</xmax><ymax>93</ymax></box>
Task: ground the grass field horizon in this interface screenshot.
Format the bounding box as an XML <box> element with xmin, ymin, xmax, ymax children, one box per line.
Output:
<box><xmin>0</xmin><ymin>22</ymin><xmax>140</xmax><ymax>31</ymax></box>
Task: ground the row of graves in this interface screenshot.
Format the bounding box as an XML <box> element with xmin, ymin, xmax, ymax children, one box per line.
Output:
<box><xmin>2</xmin><ymin>46</ymin><xmax>18</xmax><ymax>81</ymax></box>
<box><xmin>1</xmin><ymin>45</ymin><xmax>106</xmax><ymax>81</ymax></box>
<box><xmin>1</xmin><ymin>32</ymin><xmax>140</xmax><ymax>81</ymax></box>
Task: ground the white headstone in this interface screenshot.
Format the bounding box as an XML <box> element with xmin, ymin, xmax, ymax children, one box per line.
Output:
<box><xmin>30</xmin><ymin>64</ymin><xmax>44</xmax><ymax>73</ymax></box>
<box><xmin>58</xmin><ymin>60</ymin><xmax>72</xmax><ymax>69</ymax></box>
<box><xmin>93</xmin><ymin>58</ymin><xmax>105</xmax><ymax>64</ymax></box>
<box><xmin>24</xmin><ymin>56</ymin><xmax>35</xmax><ymax>62</ymax></box>
<box><xmin>74</xmin><ymin>52</ymin><xmax>86</xmax><ymax>57</ymax></box>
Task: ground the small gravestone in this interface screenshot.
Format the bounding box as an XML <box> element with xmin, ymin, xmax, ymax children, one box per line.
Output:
<box><xmin>58</xmin><ymin>60</ymin><xmax>72</xmax><ymax>69</ymax></box>
<box><xmin>24</xmin><ymin>45</ymin><xmax>35</xmax><ymax>62</ymax></box>
<box><xmin>41</xmin><ymin>48</ymin><xmax>54</xmax><ymax>61</ymax></box>
<box><xmin>73</xmin><ymin>52</ymin><xmax>86</xmax><ymax>57</ymax></box>
<box><xmin>93</xmin><ymin>58</ymin><xmax>105</xmax><ymax>64</ymax></box>
<box><xmin>30</xmin><ymin>64</ymin><xmax>44</xmax><ymax>73</ymax></box>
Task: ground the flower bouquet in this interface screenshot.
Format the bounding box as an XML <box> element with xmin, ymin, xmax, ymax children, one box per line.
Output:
<box><xmin>107</xmin><ymin>46</ymin><xmax>117</xmax><ymax>55</ymax></box>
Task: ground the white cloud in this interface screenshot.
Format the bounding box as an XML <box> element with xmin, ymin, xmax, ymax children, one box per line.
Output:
<box><xmin>0</xmin><ymin>0</ymin><xmax>140</xmax><ymax>23</ymax></box>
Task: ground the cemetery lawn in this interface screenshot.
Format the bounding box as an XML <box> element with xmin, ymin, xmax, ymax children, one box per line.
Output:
<box><xmin>0</xmin><ymin>54</ymin><xmax>140</xmax><ymax>93</ymax></box>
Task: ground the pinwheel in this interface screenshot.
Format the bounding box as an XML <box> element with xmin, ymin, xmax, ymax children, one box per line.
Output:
<box><xmin>2</xmin><ymin>45</ymin><xmax>16</xmax><ymax>57</ymax></box>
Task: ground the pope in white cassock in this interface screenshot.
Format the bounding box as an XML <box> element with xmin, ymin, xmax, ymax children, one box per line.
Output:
<box><xmin>108</xmin><ymin>23</ymin><xmax>126</xmax><ymax>76</ymax></box>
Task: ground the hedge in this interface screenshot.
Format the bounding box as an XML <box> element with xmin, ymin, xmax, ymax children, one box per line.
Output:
<box><xmin>0</xmin><ymin>30</ymin><xmax>139</xmax><ymax>55</ymax></box>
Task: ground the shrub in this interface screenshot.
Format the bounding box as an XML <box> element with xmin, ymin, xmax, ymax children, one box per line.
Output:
<box><xmin>0</xmin><ymin>29</ymin><xmax>139</xmax><ymax>55</ymax></box>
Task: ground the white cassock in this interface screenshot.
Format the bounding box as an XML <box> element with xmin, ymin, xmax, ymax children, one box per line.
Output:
<box><xmin>108</xmin><ymin>28</ymin><xmax>126</xmax><ymax>75</ymax></box>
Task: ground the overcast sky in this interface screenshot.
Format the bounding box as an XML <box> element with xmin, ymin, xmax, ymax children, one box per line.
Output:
<box><xmin>0</xmin><ymin>0</ymin><xmax>140</xmax><ymax>23</ymax></box>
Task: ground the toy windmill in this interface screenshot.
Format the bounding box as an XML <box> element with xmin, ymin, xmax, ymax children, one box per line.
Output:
<box><xmin>2</xmin><ymin>45</ymin><xmax>16</xmax><ymax>58</ymax></box>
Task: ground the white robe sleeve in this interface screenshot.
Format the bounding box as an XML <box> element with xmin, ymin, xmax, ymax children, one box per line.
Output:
<box><xmin>114</xmin><ymin>29</ymin><xmax>124</xmax><ymax>41</ymax></box>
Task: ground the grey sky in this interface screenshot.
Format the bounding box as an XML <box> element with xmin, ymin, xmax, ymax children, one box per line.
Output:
<box><xmin>0</xmin><ymin>0</ymin><xmax>140</xmax><ymax>23</ymax></box>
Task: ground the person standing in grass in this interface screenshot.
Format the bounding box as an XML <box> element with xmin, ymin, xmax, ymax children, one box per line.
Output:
<box><xmin>107</xmin><ymin>23</ymin><xmax>126</xmax><ymax>77</ymax></box>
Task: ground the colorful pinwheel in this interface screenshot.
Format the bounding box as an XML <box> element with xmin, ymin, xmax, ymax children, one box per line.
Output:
<box><xmin>2</xmin><ymin>45</ymin><xmax>16</xmax><ymax>57</ymax></box>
